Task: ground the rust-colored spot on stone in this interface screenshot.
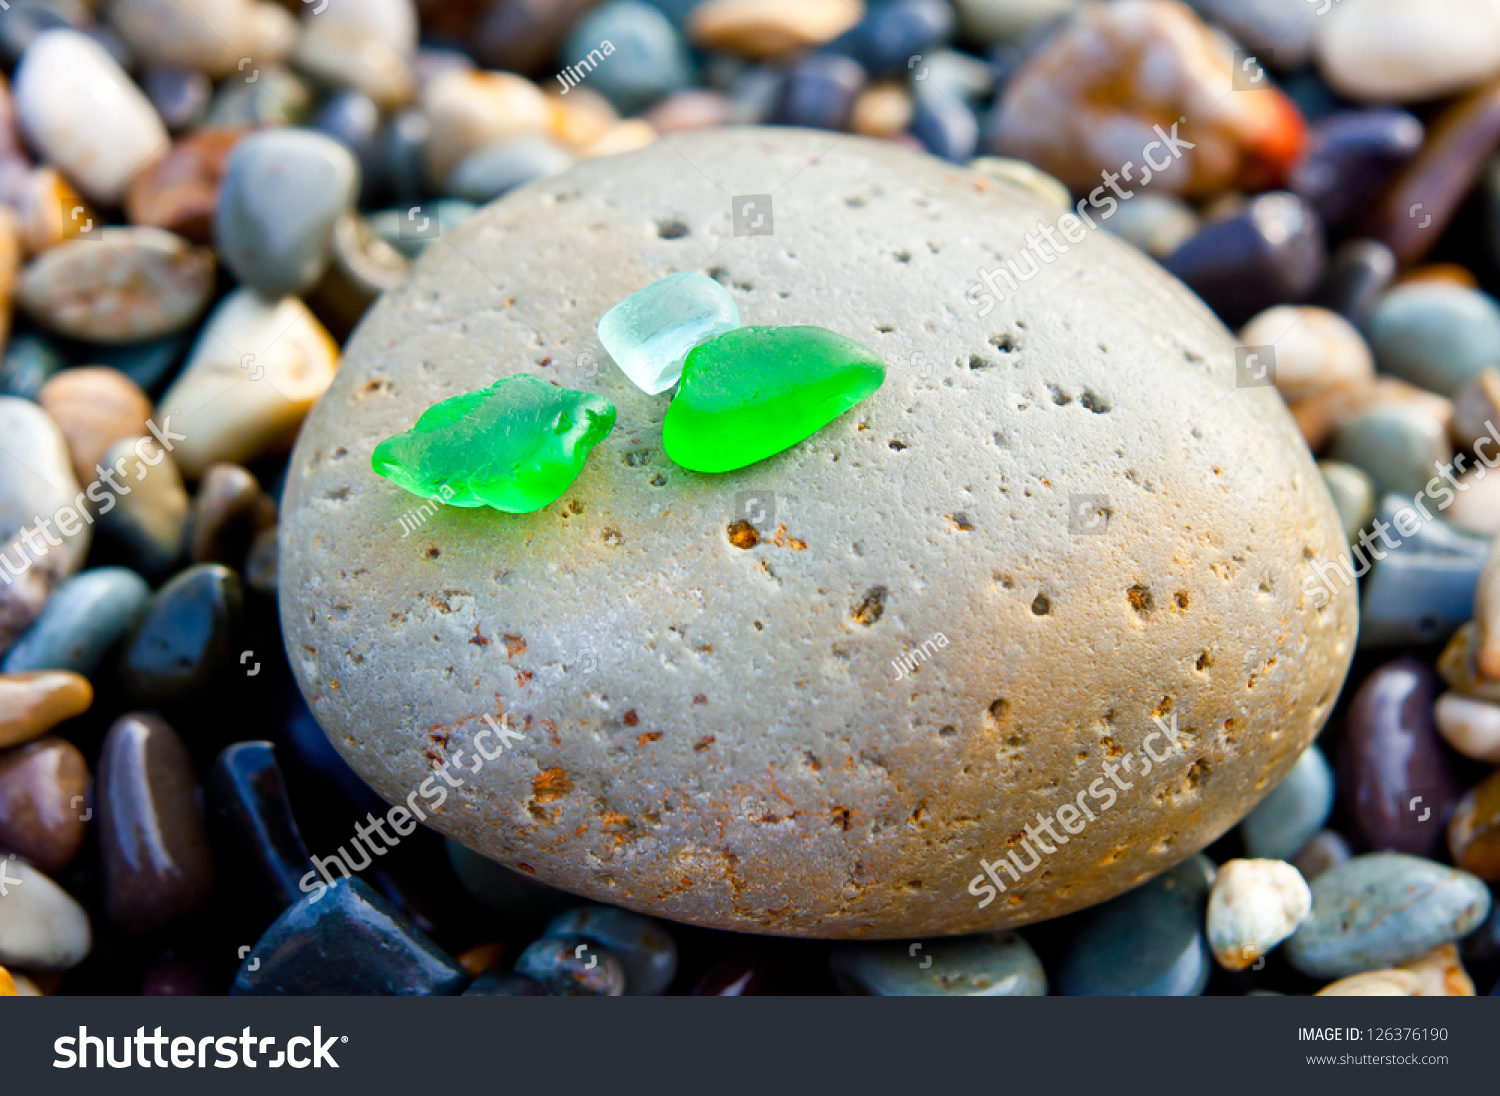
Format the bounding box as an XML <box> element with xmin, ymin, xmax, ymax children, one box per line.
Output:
<box><xmin>694</xmin><ymin>735</ymin><xmax>716</xmax><ymax>751</ymax></box>
<box><xmin>502</xmin><ymin>634</ymin><xmax>526</xmax><ymax>658</ymax></box>
<box><xmin>771</xmin><ymin>525</ymin><xmax>807</xmax><ymax>549</ymax></box>
<box><xmin>637</xmin><ymin>731</ymin><xmax>663</xmax><ymax>746</ymax></box>
<box><xmin>623</xmin><ymin>709</ymin><xmax>639</xmax><ymax>726</ymax></box>
<box><xmin>468</xmin><ymin>624</ymin><xmax>489</xmax><ymax>646</ymax></box>
<box><xmin>727</xmin><ymin>520</ymin><xmax>759</xmax><ymax>548</ymax></box>
<box><xmin>852</xmin><ymin>586</ymin><xmax>886</xmax><ymax>626</ymax></box>
<box><xmin>532</xmin><ymin>767</ymin><xmax>572</xmax><ymax>803</ymax></box>
<box><xmin>516</xmin><ymin>863</ymin><xmax>536</xmax><ymax>875</ymax></box>
<box><xmin>692</xmin><ymin>694</ymin><xmax>708</xmax><ymax>705</ymax></box>
<box><xmin>516</xmin><ymin>670</ymin><xmax>533</xmax><ymax>686</ymax></box>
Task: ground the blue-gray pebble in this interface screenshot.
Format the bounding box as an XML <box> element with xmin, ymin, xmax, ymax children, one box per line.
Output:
<box><xmin>215</xmin><ymin>128</ymin><xmax>360</xmax><ymax>296</ymax></box>
<box><xmin>231</xmin><ymin>877</ymin><xmax>468</xmax><ymax>995</ymax></box>
<box><xmin>1240</xmin><ymin>743</ymin><xmax>1334</xmax><ymax>861</ymax></box>
<box><xmin>830</xmin><ymin>931</ymin><xmax>1045</xmax><ymax>996</ymax></box>
<box><xmin>545</xmin><ymin>905</ymin><xmax>677</xmax><ymax>995</ymax></box>
<box><xmin>515</xmin><ymin>934</ymin><xmax>626</xmax><ymax>995</ymax></box>
<box><xmin>0</xmin><ymin>335</ymin><xmax>65</xmax><ymax>401</ymax></box>
<box><xmin>1367</xmin><ymin>283</ymin><xmax>1500</xmax><ymax>397</ymax></box>
<box><xmin>1</xmin><ymin>566</ymin><xmax>150</xmax><ymax>676</ymax></box>
<box><xmin>560</xmin><ymin>1</ymin><xmax>692</xmax><ymax>114</ymax></box>
<box><xmin>1057</xmin><ymin>855</ymin><xmax>1215</xmax><ymax>996</ymax></box>
<box><xmin>446</xmin><ymin>137</ymin><xmax>573</xmax><ymax>203</ymax></box>
<box><xmin>1286</xmin><ymin>853</ymin><xmax>1491</xmax><ymax>979</ymax></box>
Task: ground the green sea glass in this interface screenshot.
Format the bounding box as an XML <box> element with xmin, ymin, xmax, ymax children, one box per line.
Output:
<box><xmin>371</xmin><ymin>374</ymin><xmax>616</xmax><ymax>513</ymax></box>
<box><xmin>662</xmin><ymin>326</ymin><xmax>886</xmax><ymax>472</ymax></box>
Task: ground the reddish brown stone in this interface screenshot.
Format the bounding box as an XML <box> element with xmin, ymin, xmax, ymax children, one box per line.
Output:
<box><xmin>125</xmin><ymin>128</ymin><xmax>247</xmax><ymax>244</ymax></box>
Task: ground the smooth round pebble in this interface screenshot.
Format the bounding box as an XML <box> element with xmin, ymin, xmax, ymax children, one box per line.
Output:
<box><xmin>544</xmin><ymin>905</ymin><xmax>677</xmax><ymax>995</ymax></box>
<box><xmin>1328</xmin><ymin>403</ymin><xmax>1451</xmax><ymax>498</ymax></box>
<box><xmin>1318</xmin><ymin>461</ymin><xmax>1375</xmax><ymax>544</ymax></box>
<box><xmin>37</xmin><ymin>367</ymin><xmax>152</xmax><ymax>486</ymax></box>
<box><xmin>447</xmin><ymin>136</ymin><xmax>573</xmax><ymax>203</ymax></box>
<box><xmin>1291</xmin><ymin>830</ymin><xmax>1351</xmax><ymax>882</ymax></box>
<box><xmin>830</xmin><ymin>931</ymin><xmax>1045</xmax><ymax>996</ymax></box>
<box><xmin>0</xmin><ymin>857</ymin><xmax>91</xmax><ymax>970</ymax></box>
<box><xmin>118</xmin><ymin>564</ymin><xmax>243</xmax><ymax>708</ymax></box>
<box><xmin>0</xmin><ymin>670</ymin><xmax>91</xmax><ymax>748</ymax></box>
<box><xmin>95</xmin><ymin>437</ymin><xmax>189</xmax><ymax>581</ymax></box>
<box><xmin>514</xmin><ymin>934</ymin><xmax>626</xmax><ymax>995</ymax></box>
<box><xmin>562</xmin><ymin>1</ymin><xmax>693</xmax><ymax>114</ymax></box>
<box><xmin>0</xmin><ymin>735</ymin><xmax>88</xmax><ymax>875</ymax></box>
<box><xmin>1206</xmin><ymin>858</ymin><xmax>1312</xmax><ymax>970</ymax></box>
<box><xmin>1367</xmin><ymin>283</ymin><xmax>1500</xmax><ymax>398</ymax></box>
<box><xmin>1239</xmin><ymin>743</ymin><xmax>1334</xmax><ymax>862</ymax></box>
<box><xmin>1434</xmin><ymin>691</ymin><xmax>1500</xmax><ymax>763</ymax></box>
<box><xmin>1315</xmin><ymin>969</ymin><xmax>1422</xmax><ymax>996</ymax></box>
<box><xmin>1313</xmin><ymin>0</ymin><xmax>1500</xmax><ymax>103</ymax></box>
<box><xmin>1</xmin><ymin>567</ymin><xmax>151</xmax><ymax>678</ymax></box>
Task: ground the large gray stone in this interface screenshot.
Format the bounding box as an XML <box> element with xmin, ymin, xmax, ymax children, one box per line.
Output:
<box><xmin>278</xmin><ymin>127</ymin><xmax>1357</xmax><ymax>938</ymax></box>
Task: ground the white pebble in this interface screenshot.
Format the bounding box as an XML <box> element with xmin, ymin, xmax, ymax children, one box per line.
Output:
<box><xmin>1206</xmin><ymin>858</ymin><xmax>1312</xmax><ymax>971</ymax></box>
<box><xmin>1434</xmin><ymin>691</ymin><xmax>1500</xmax><ymax>762</ymax></box>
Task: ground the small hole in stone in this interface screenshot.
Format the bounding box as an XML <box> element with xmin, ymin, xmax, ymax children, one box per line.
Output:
<box><xmin>1031</xmin><ymin>593</ymin><xmax>1050</xmax><ymax>615</ymax></box>
<box><xmin>1196</xmin><ymin>651</ymin><xmax>1212</xmax><ymax>671</ymax></box>
<box><xmin>650</xmin><ymin>473</ymin><xmax>668</xmax><ymax>487</ymax></box>
<box><xmin>893</xmin><ymin>250</ymin><xmax>910</xmax><ymax>263</ymax></box>
<box><xmin>1174</xmin><ymin>591</ymin><xmax>1190</xmax><ymax>610</ymax></box>
<box><xmin>1127</xmin><ymin>585</ymin><xmax>1154</xmax><ymax>616</ymax></box>
<box><xmin>889</xmin><ymin>440</ymin><xmax>907</xmax><ymax>450</ymax></box>
<box><xmin>657</xmin><ymin>218</ymin><xmax>689</xmax><ymax>239</ymax></box>
<box><xmin>1080</xmin><ymin>389</ymin><xmax>1110</xmax><ymax>414</ymax></box>
<box><xmin>424</xmin><ymin>547</ymin><xmax>440</xmax><ymax>559</ymax></box>
<box><xmin>968</xmin><ymin>354</ymin><xmax>988</xmax><ymax>369</ymax></box>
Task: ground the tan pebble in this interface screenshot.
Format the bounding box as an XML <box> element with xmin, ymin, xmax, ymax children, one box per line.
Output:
<box><xmin>1448</xmin><ymin>768</ymin><xmax>1500</xmax><ymax>881</ymax></box>
<box><xmin>1397</xmin><ymin>942</ymin><xmax>1476</xmax><ymax>996</ymax></box>
<box><xmin>689</xmin><ymin>0</ymin><xmax>865</xmax><ymax>59</ymax></box>
<box><xmin>296</xmin><ymin>24</ymin><xmax>415</xmax><ymax>110</ymax></box>
<box><xmin>0</xmin><ymin>162</ymin><xmax>96</xmax><ymax>256</ymax></box>
<box><xmin>1206</xmin><ymin>858</ymin><xmax>1311</xmax><ymax>970</ymax></box>
<box><xmin>1445</xmin><ymin>465</ymin><xmax>1500</xmax><ymax>536</ymax></box>
<box><xmin>1437</xmin><ymin>623</ymin><xmax>1500</xmax><ymax>702</ymax></box>
<box><xmin>125</xmin><ymin>128</ymin><xmax>246</xmax><ymax>245</ymax></box>
<box><xmin>422</xmin><ymin>69</ymin><xmax>551</xmax><ymax>186</ymax></box>
<box><xmin>38</xmin><ymin>367</ymin><xmax>154</xmax><ymax>486</ymax></box>
<box><xmin>1366</xmin><ymin>375</ymin><xmax>1454</xmax><ymax>430</ymax></box>
<box><xmin>158</xmin><ymin>289</ymin><xmax>340</xmax><ymax>479</ymax></box>
<box><xmin>643</xmin><ymin>90</ymin><xmax>733</xmax><ymax>134</ymax></box>
<box><xmin>1316</xmin><ymin>969</ymin><xmax>1423</xmax><ymax>996</ymax></box>
<box><xmin>579</xmin><ymin>119</ymin><xmax>657</xmax><ymax>159</ymax></box>
<box><xmin>1475</xmin><ymin>536</ymin><xmax>1500</xmax><ymax>680</ymax></box>
<box><xmin>108</xmin><ymin>0</ymin><xmax>299</xmax><ymax>80</ymax></box>
<box><xmin>1289</xmin><ymin>381</ymin><xmax>1372</xmax><ymax>451</ymax></box>
<box><xmin>16</xmin><ymin>227</ymin><xmax>215</xmax><ymax>343</ymax></box>
<box><xmin>851</xmin><ymin>83</ymin><xmax>913</xmax><ymax>139</ymax></box>
<box><xmin>1434</xmin><ymin>690</ymin><xmax>1500</xmax><ymax>762</ymax></box>
<box><xmin>1450</xmin><ymin>368</ymin><xmax>1500</xmax><ymax>452</ymax></box>
<box><xmin>0</xmin><ymin>671</ymin><xmax>93</xmax><ymax>749</ymax></box>
<box><xmin>1239</xmin><ymin>305</ymin><xmax>1374</xmax><ymax>406</ymax></box>
<box><xmin>546</xmin><ymin>87</ymin><xmax>618</xmax><ymax>152</ymax></box>
<box><xmin>1397</xmin><ymin>262</ymin><xmax>1480</xmax><ymax>289</ymax></box>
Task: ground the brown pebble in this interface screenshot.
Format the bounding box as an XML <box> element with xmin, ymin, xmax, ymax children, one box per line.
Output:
<box><xmin>0</xmin><ymin>160</ymin><xmax>96</xmax><ymax>255</ymax></box>
<box><xmin>457</xmin><ymin>940</ymin><xmax>507</xmax><ymax>976</ymax></box>
<box><xmin>1365</xmin><ymin>78</ymin><xmax>1500</xmax><ymax>266</ymax></box>
<box><xmin>1449</xmin><ymin>767</ymin><xmax>1500</xmax><ymax>881</ymax></box>
<box><xmin>186</xmin><ymin>463</ymin><xmax>278</xmax><ymax>567</ymax></box>
<box><xmin>0</xmin><ymin>735</ymin><xmax>89</xmax><ymax>875</ymax></box>
<box><xmin>37</xmin><ymin>366</ymin><xmax>153</xmax><ymax>485</ymax></box>
<box><xmin>689</xmin><ymin>0</ymin><xmax>865</xmax><ymax>59</ymax></box>
<box><xmin>1396</xmin><ymin>262</ymin><xmax>1480</xmax><ymax>289</ymax></box>
<box><xmin>98</xmin><ymin>712</ymin><xmax>215</xmax><ymax>933</ymax></box>
<box><xmin>124</xmin><ymin>127</ymin><xmax>246</xmax><ymax>244</ymax></box>
<box><xmin>0</xmin><ymin>671</ymin><xmax>92</xmax><ymax>749</ymax></box>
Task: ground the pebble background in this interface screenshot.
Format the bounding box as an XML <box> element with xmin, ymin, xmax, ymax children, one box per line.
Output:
<box><xmin>0</xmin><ymin>0</ymin><xmax>1499</xmax><ymax>994</ymax></box>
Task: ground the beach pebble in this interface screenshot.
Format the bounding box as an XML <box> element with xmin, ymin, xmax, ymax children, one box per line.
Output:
<box><xmin>294</xmin><ymin>0</ymin><xmax>417</xmax><ymax>109</ymax></box>
<box><xmin>1314</xmin><ymin>0</ymin><xmax>1500</xmax><ymax>103</ymax></box>
<box><xmin>1189</xmin><ymin>0</ymin><xmax>1315</xmax><ymax>67</ymax></box>
<box><xmin>17</xmin><ymin>228</ymin><xmax>215</xmax><ymax>344</ymax></box>
<box><xmin>1206</xmin><ymin>858</ymin><xmax>1312</xmax><ymax>971</ymax></box>
<box><xmin>464</xmin><ymin>971</ymin><xmax>551</xmax><ymax>995</ymax></box>
<box><xmin>141</xmin><ymin>66</ymin><xmax>212</xmax><ymax>132</ymax></box>
<box><xmin>1291</xmin><ymin>110</ymin><xmax>1423</xmax><ymax>230</ymax></box>
<box><xmin>447</xmin><ymin>136</ymin><xmax>573</xmax><ymax>202</ymax></box>
<box><xmin>1448</xmin><ymin>768</ymin><xmax>1500</xmax><ymax>881</ymax></box>
<box><xmin>779</xmin><ymin>53</ymin><xmax>865</xmax><ymax>132</ymax></box>
<box><xmin>94</xmin><ymin>437</ymin><xmax>189</xmax><ymax>581</ymax></box>
<box><xmin>1340</xmin><ymin>656</ymin><xmax>1460</xmax><ymax>859</ymax></box>
<box><xmin>215</xmin><ymin>129</ymin><xmax>360</xmax><ymax>297</ymax></box>
<box><xmin>1439</xmin><ymin>623</ymin><xmax>1500</xmax><ymax>703</ymax></box>
<box><xmin>421</xmin><ymin>69</ymin><xmax>551</xmax><ymax>187</ymax></box>
<box><xmin>0</xmin><ymin>736</ymin><xmax>88</xmax><ymax>875</ymax></box>
<box><xmin>516</xmin><ymin>934</ymin><xmax>627</xmax><ymax>995</ymax></box>
<box><xmin>1318</xmin><ymin>461</ymin><xmax>1375</xmax><ymax>544</ymax></box>
<box><xmin>1</xmin><ymin>567</ymin><xmax>151</xmax><ymax>677</ymax></box>
<box><xmin>208</xmin><ymin>741</ymin><xmax>313</xmax><ymax>911</ymax></box>
<box><xmin>278</xmin><ymin>128</ymin><xmax>1356</xmax><ymax>937</ymax></box>
<box><xmin>1238</xmin><ymin>305</ymin><xmax>1374</xmax><ymax>440</ymax></box>
<box><xmin>689</xmin><ymin>0</ymin><xmax>864</xmax><ymax>59</ymax></box>
<box><xmin>0</xmin><ymin>335</ymin><xmax>64</xmax><ymax>401</ymax></box>
<box><xmin>1287</xmin><ymin>853</ymin><xmax>1491</xmax><ymax>978</ymax></box>
<box><xmin>1315</xmin><ymin>969</ymin><xmax>1423</xmax><ymax>996</ymax></box>
<box><xmin>1100</xmin><ymin>193</ymin><xmax>1199</xmax><ymax>261</ymax></box>
<box><xmin>1328</xmin><ymin>403</ymin><xmax>1451</xmax><ymax>498</ymax></box>
<box><xmin>1367</xmin><ymin>283</ymin><xmax>1500</xmax><ymax>399</ymax></box>
<box><xmin>158</xmin><ymin>289</ymin><xmax>341</xmax><ymax>479</ymax></box>
<box><xmin>838</xmin><ymin>0</ymin><xmax>953</xmax><ymax>75</ymax></box>
<box><xmin>953</xmin><ymin>0</ymin><xmax>1079</xmax><ymax>45</ymax></box>
<box><xmin>475</xmin><ymin>0</ymin><xmax>597</xmax><ymax>71</ymax></box>
<box><xmin>1365</xmin><ymin>82</ymin><xmax>1500</xmax><ymax>267</ymax></box>
<box><xmin>98</xmin><ymin>712</ymin><xmax>213</xmax><ymax>933</ymax></box>
<box><xmin>642</xmin><ymin>89</ymin><xmax>732</xmax><ymax>134</ymax></box>
<box><xmin>1314</xmin><ymin>238</ymin><xmax>1396</xmax><ymax>333</ymax></box>
<box><xmin>544</xmin><ymin>906</ymin><xmax>678</xmax><ymax>995</ymax></box>
<box><xmin>910</xmin><ymin>93</ymin><xmax>978</xmax><ymax>163</ymax></box>
<box><xmin>1058</xmin><ymin>856</ymin><xmax>1215</xmax><ymax>996</ymax></box>
<box><xmin>13</xmin><ymin>30</ymin><xmax>168</xmax><ymax>204</ymax></box>
<box><xmin>305</xmin><ymin>213</ymin><xmax>411</xmax><ymax>340</ymax></box>
<box><xmin>562</xmin><ymin>1</ymin><xmax>693</xmax><ymax>114</ymax></box>
<box><xmin>0</xmin><ymin>671</ymin><xmax>91</xmax><ymax>748</ymax></box>
<box><xmin>1434</xmin><ymin>691</ymin><xmax>1500</xmax><ymax>762</ymax></box>
<box><xmin>1399</xmin><ymin>942</ymin><xmax>1476</xmax><ymax>995</ymax></box>
<box><xmin>204</xmin><ymin>65</ymin><xmax>313</xmax><ymax>128</ymax></box>
<box><xmin>0</xmin><ymin>857</ymin><xmax>91</xmax><ymax>969</ymax></box>
<box><xmin>1445</xmin><ymin>467</ymin><xmax>1500</xmax><ymax>537</ymax></box>
<box><xmin>1292</xmin><ymin>830</ymin><xmax>1351</xmax><ymax>882</ymax></box>
<box><xmin>118</xmin><ymin>564</ymin><xmax>243</xmax><ymax>709</ymax></box>
<box><xmin>37</xmin><ymin>368</ymin><xmax>152</xmax><ymax>486</ymax></box>
<box><xmin>991</xmin><ymin>0</ymin><xmax>1305</xmax><ymax>199</ymax></box>
<box><xmin>1240</xmin><ymin>743</ymin><xmax>1334</xmax><ymax>862</ymax></box>
<box><xmin>232</xmin><ymin>877</ymin><xmax>467</xmax><ymax>995</ymax></box>
<box><xmin>1165</xmin><ymin>192</ymin><xmax>1325</xmax><ymax>329</ymax></box>
<box><xmin>186</xmin><ymin>463</ymin><xmax>276</xmax><ymax>568</ymax></box>
<box><xmin>1355</xmin><ymin>492</ymin><xmax>1485</xmax><ymax>650</ymax></box>
<box><xmin>109</xmin><ymin>0</ymin><xmax>296</xmax><ymax>77</ymax></box>
<box><xmin>1450</xmin><ymin>369</ymin><xmax>1500</xmax><ymax>453</ymax></box>
<box><xmin>830</xmin><ymin>931</ymin><xmax>1046</xmax><ymax>995</ymax></box>
<box><xmin>125</xmin><ymin>128</ymin><xmax>245</xmax><ymax>245</ymax></box>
